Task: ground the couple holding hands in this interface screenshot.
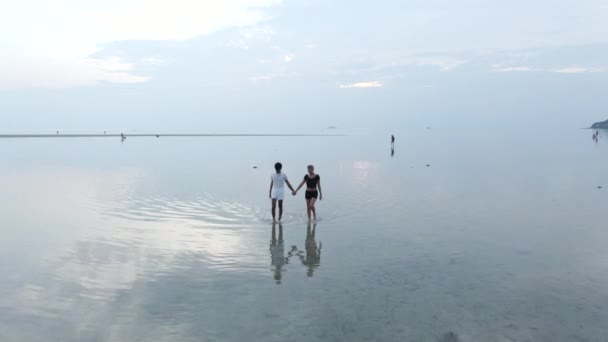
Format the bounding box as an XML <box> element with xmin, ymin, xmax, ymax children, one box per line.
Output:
<box><xmin>269</xmin><ymin>162</ymin><xmax>323</xmax><ymax>222</ymax></box>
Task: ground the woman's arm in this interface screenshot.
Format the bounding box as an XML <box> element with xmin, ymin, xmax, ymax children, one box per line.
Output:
<box><xmin>317</xmin><ymin>179</ymin><xmax>322</xmax><ymax>200</ymax></box>
<box><xmin>295</xmin><ymin>179</ymin><xmax>306</xmax><ymax>193</ymax></box>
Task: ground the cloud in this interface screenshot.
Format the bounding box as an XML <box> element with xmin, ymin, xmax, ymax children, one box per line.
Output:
<box><xmin>249</xmin><ymin>75</ymin><xmax>275</xmax><ymax>82</ymax></box>
<box><xmin>552</xmin><ymin>66</ymin><xmax>605</xmax><ymax>73</ymax></box>
<box><xmin>140</xmin><ymin>57</ymin><xmax>168</xmax><ymax>67</ymax></box>
<box><xmin>492</xmin><ymin>65</ymin><xmax>536</xmax><ymax>72</ymax></box>
<box><xmin>413</xmin><ymin>58</ymin><xmax>466</xmax><ymax>71</ymax></box>
<box><xmin>283</xmin><ymin>53</ymin><xmax>296</xmax><ymax>63</ymax></box>
<box><xmin>249</xmin><ymin>72</ymin><xmax>293</xmax><ymax>82</ymax></box>
<box><xmin>1</xmin><ymin>55</ymin><xmax>149</xmax><ymax>89</ymax></box>
<box><xmin>0</xmin><ymin>0</ymin><xmax>282</xmax><ymax>89</ymax></box>
<box><xmin>491</xmin><ymin>63</ymin><xmax>607</xmax><ymax>74</ymax></box>
<box><xmin>339</xmin><ymin>81</ymin><xmax>383</xmax><ymax>89</ymax></box>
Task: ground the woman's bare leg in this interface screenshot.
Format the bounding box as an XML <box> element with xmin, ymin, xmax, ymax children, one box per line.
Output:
<box><xmin>278</xmin><ymin>200</ymin><xmax>284</xmax><ymax>221</ymax></box>
<box><xmin>309</xmin><ymin>198</ymin><xmax>317</xmax><ymax>221</ymax></box>
<box><xmin>306</xmin><ymin>199</ymin><xmax>312</xmax><ymax>221</ymax></box>
<box><xmin>271</xmin><ymin>199</ymin><xmax>277</xmax><ymax>222</ymax></box>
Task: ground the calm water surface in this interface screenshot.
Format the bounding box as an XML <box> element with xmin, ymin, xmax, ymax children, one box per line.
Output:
<box><xmin>1</xmin><ymin>128</ymin><xmax>607</xmax><ymax>341</ymax></box>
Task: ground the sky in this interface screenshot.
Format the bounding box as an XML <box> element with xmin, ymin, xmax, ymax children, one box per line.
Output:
<box><xmin>2</xmin><ymin>0</ymin><xmax>608</xmax><ymax>132</ymax></box>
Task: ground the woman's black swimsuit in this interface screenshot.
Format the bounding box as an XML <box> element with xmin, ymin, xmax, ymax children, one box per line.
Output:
<box><xmin>304</xmin><ymin>174</ymin><xmax>320</xmax><ymax>199</ymax></box>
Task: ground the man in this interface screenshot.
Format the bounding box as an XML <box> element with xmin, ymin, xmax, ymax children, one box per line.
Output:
<box><xmin>269</xmin><ymin>162</ymin><xmax>295</xmax><ymax>222</ymax></box>
<box><xmin>391</xmin><ymin>134</ymin><xmax>395</xmax><ymax>148</ymax></box>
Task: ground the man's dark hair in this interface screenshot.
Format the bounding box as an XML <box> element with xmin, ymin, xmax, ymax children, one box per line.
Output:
<box><xmin>274</xmin><ymin>162</ymin><xmax>282</xmax><ymax>171</ymax></box>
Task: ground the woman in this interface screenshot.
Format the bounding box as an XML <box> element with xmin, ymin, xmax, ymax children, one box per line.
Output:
<box><xmin>294</xmin><ymin>165</ymin><xmax>323</xmax><ymax>221</ymax></box>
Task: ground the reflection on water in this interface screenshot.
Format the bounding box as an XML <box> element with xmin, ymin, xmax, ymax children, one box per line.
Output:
<box><xmin>287</xmin><ymin>222</ymin><xmax>322</xmax><ymax>278</ymax></box>
<box><xmin>271</xmin><ymin>222</ymin><xmax>322</xmax><ymax>283</ymax></box>
<box><xmin>2</xmin><ymin>130</ymin><xmax>608</xmax><ymax>341</ymax></box>
<box><xmin>301</xmin><ymin>223</ymin><xmax>321</xmax><ymax>277</ymax></box>
<box><xmin>270</xmin><ymin>222</ymin><xmax>286</xmax><ymax>284</ymax></box>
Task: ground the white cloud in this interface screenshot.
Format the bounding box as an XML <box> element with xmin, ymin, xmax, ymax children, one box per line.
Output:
<box><xmin>140</xmin><ymin>57</ymin><xmax>168</xmax><ymax>67</ymax></box>
<box><xmin>249</xmin><ymin>75</ymin><xmax>275</xmax><ymax>82</ymax></box>
<box><xmin>371</xmin><ymin>55</ymin><xmax>467</xmax><ymax>73</ymax></box>
<box><xmin>283</xmin><ymin>53</ymin><xmax>296</xmax><ymax>63</ymax></box>
<box><xmin>552</xmin><ymin>66</ymin><xmax>605</xmax><ymax>73</ymax></box>
<box><xmin>0</xmin><ymin>0</ymin><xmax>282</xmax><ymax>89</ymax></box>
<box><xmin>249</xmin><ymin>72</ymin><xmax>292</xmax><ymax>82</ymax></box>
<box><xmin>226</xmin><ymin>25</ymin><xmax>276</xmax><ymax>50</ymax></box>
<box><xmin>413</xmin><ymin>58</ymin><xmax>466</xmax><ymax>71</ymax></box>
<box><xmin>339</xmin><ymin>81</ymin><xmax>383</xmax><ymax>89</ymax></box>
<box><xmin>1</xmin><ymin>55</ymin><xmax>149</xmax><ymax>89</ymax></box>
<box><xmin>491</xmin><ymin>64</ymin><xmax>607</xmax><ymax>74</ymax></box>
<box><xmin>492</xmin><ymin>65</ymin><xmax>535</xmax><ymax>72</ymax></box>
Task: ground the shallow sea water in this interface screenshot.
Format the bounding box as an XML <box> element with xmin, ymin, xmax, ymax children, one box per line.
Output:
<box><xmin>0</xmin><ymin>128</ymin><xmax>607</xmax><ymax>341</ymax></box>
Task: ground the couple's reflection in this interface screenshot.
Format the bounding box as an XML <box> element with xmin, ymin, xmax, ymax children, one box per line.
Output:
<box><xmin>270</xmin><ymin>222</ymin><xmax>322</xmax><ymax>283</ymax></box>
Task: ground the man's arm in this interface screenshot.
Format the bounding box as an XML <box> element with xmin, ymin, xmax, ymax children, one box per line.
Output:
<box><xmin>285</xmin><ymin>179</ymin><xmax>295</xmax><ymax>192</ymax></box>
<box><xmin>269</xmin><ymin>180</ymin><xmax>273</xmax><ymax>198</ymax></box>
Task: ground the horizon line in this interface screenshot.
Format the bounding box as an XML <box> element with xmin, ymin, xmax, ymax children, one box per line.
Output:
<box><xmin>0</xmin><ymin>133</ymin><xmax>346</xmax><ymax>139</ymax></box>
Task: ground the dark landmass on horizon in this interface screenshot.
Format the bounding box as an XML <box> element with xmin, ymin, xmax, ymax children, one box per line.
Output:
<box><xmin>591</xmin><ymin>119</ymin><xmax>608</xmax><ymax>129</ymax></box>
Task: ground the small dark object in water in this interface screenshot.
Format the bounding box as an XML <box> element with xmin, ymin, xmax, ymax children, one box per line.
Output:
<box><xmin>438</xmin><ymin>332</ymin><xmax>460</xmax><ymax>342</ymax></box>
<box><xmin>156</xmin><ymin>134</ymin><xmax>159</xmax><ymax>138</ymax></box>
<box><xmin>253</xmin><ymin>166</ymin><xmax>258</xmax><ymax>169</ymax></box>
<box><xmin>426</xmin><ymin>164</ymin><xmax>430</xmax><ymax>167</ymax></box>
<box><xmin>598</xmin><ymin>186</ymin><xmax>603</xmax><ymax>189</ymax></box>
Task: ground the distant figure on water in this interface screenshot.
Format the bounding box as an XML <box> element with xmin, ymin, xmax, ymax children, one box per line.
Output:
<box><xmin>269</xmin><ymin>162</ymin><xmax>295</xmax><ymax>222</ymax></box>
<box><xmin>391</xmin><ymin>134</ymin><xmax>395</xmax><ymax>148</ymax></box>
<box><xmin>294</xmin><ymin>164</ymin><xmax>323</xmax><ymax>221</ymax></box>
<box><xmin>56</xmin><ymin>131</ymin><xmax>59</xmax><ymax>135</ymax></box>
